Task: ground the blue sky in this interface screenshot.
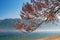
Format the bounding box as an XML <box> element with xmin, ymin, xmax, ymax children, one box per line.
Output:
<box><xmin>0</xmin><ymin>0</ymin><xmax>30</xmax><ymax>19</ymax></box>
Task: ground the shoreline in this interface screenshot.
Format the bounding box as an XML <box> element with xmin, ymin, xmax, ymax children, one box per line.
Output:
<box><xmin>36</xmin><ymin>35</ymin><xmax>60</xmax><ymax>40</ymax></box>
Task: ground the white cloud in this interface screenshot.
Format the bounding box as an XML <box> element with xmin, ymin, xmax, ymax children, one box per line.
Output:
<box><xmin>33</xmin><ymin>29</ymin><xmax>60</xmax><ymax>32</ymax></box>
<box><xmin>57</xmin><ymin>16</ymin><xmax>60</xmax><ymax>19</ymax></box>
<box><xmin>57</xmin><ymin>13</ymin><xmax>60</xmax><ymax>19</ymax></box>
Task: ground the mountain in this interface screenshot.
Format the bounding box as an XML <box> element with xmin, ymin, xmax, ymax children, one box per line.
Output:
<box><xmin>0</xmin><ymin>18</ymin><xmax>21</xmax><ymax>29</ymax></box>
<box><xmin>0</xmin><ymin>18</ymin><xmax>31</xmax><ymax>30</ymax></box>
<box><xmin>0</xmin><ymin>18</ymin><xmax>60</xmax><ymax>30</ymax></box>
<box><xmin>0</xmin><ymin>20</ymin><xmax>2</xmax><ymax>23</ymax></box>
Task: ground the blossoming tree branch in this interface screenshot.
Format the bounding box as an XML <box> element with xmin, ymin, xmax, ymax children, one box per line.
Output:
<box><xmin>14</xmin><ymin>0</ymin><xmax>60</xmax><ymax>32</ymax></box>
